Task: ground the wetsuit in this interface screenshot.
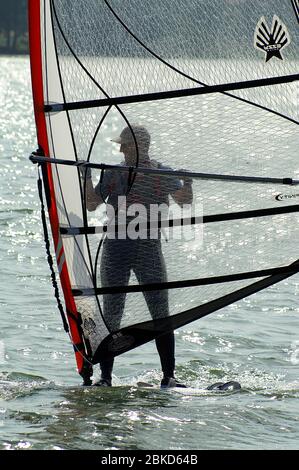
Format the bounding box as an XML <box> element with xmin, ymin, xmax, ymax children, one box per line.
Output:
<box><xmin>95</xmin><ymin>159</ymin><xmax>182</xmax><ymax>382</ymax></box>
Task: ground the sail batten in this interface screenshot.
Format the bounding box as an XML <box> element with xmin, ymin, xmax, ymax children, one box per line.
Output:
<box><xmin>44</xmin><ymin>73</ymin><xmax>299</xmax><ymax>117</ymax></box>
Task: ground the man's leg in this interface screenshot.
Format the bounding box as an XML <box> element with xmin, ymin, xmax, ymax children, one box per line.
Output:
<box><xmin>134</xmin><ymin>240</ymin><xmax>184</xmax><ymax>386</ymax></box>
<box><xmin>98</xmin><ymin>240</ymin><xmax>130</xmax><ymax>385</ymax></box>
<box><xmin>155</xmin><ymin>331</ymin><xmax>175</xmax><ymax>378</ymax></box>
<box><xmin>98</xmin><ymin>357</ymin><xmax>114</xmax><ymax>386</ymax></box>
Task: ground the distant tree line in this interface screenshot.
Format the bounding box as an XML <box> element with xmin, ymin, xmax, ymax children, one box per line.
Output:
<box><xmin>0</xmin><ymin>0</ymin><xmax>28</xmax><ymax>54</ymax></box>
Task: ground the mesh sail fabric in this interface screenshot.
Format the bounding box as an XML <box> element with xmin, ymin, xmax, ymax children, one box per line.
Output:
<box><xmin>38</xmin><ymin>0</ymin><xmax>299</xmax><ymax>362</ymax></box>
<box><xmin>51</xmin><ymin>0</ymin><xmax>299</xmax><ymax>118</ymax></box>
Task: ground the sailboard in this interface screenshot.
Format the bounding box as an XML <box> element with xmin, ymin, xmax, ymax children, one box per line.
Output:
<box><xmin>29</xmin><ymin>0</ymin><xmax>299</xmax><ymax>385</ymax></box>
<box><xmin>137</xmin><ymin>381</ymin><xmax>241</xmax><ymax>394</ymax></box>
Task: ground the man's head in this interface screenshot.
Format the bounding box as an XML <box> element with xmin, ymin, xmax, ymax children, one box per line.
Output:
<box><xmin>111</xmin><ymin>125</ymin><xmax>151</xmax><ymax>165</ymax></box>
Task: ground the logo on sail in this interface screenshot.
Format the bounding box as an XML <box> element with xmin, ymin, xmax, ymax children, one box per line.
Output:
<box><xmin>275</xmin><ymin>193</ymin><xmax>299</xmax><ymax>202</ymax></box>
<box><xmin>254</xmin><ymin>15</ymin><xmax>291</xmax><ymax>62</ymax></box>
<box><xmin>108</xmin><ymin>333</ymin><xmax>135</xmax><ymax>353</ymax></box>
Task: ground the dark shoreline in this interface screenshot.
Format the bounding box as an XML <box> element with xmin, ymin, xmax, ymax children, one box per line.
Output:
<box><xmin>0</xmin><ymin>49</ymin><xmax>29</xmax><ymax>56</ymax></box>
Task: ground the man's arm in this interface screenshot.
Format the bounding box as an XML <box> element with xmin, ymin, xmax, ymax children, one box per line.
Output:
<box><xmin>84</xmin><ymin>177</ymin><xmax>104</xmax><ymax>211</ymax></box>
<box><xmin>171</xmin><ymin>175</ymin><xmax>193</xmax><ymax>207</ymax></box>
<box><xmin>79</xmin><ymin>165</ymin><xmax>104</xmax><ymax>211</ymax></box>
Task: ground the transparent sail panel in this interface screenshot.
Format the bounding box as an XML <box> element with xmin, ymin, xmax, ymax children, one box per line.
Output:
<box><xmin>38</xmin><ymin>0</ymin><xmax>299</xmax><ymax>361</ymax></box>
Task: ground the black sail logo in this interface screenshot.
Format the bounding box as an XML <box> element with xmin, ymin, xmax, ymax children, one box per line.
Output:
<box><xmin>254</xmin><ymin>15</ymin><xmax>291</xmax><ymax>62</ymax></box>
<box><xmin>275</xmin><ymin>193</ymin><xmax>299</xmax><ymax>201</ymax></box>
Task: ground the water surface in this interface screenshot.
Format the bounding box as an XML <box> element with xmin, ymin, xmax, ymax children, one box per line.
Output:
<box><xmin>0</xmin><ymin>57</ymin><xmax>298</xmax><ymax>450</ymax></box>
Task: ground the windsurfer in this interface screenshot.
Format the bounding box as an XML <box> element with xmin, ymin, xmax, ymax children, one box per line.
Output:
<box><xmin>82</xmin><ymin>125</ymin><xmax>193</xmax><ymax>388</ymax></box>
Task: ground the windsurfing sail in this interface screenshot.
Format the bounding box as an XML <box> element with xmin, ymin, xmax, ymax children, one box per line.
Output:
<box><xmin>29</xmin><ymin>0</ymin><xmax>299</xmax><ymax>384</ymax></box>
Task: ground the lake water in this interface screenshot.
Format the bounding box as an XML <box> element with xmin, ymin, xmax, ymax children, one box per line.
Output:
<box><xmin>0</xmin><ymin>56</ymin><xmax>299</xmax><ymax>451</ymax></box>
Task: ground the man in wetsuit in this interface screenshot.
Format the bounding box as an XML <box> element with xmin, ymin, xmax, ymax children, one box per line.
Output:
<box><xmin>83</xmin><ymin>125</ymin><xmax>193</xmax><ymax>388</ymax></box>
